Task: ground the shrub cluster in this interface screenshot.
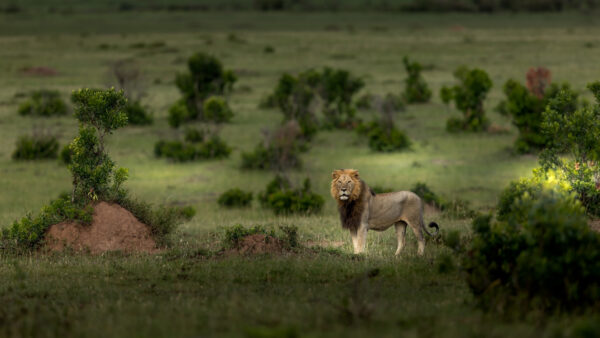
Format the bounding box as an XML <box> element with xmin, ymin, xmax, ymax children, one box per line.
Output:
<box><xmin>123</xmin><ymin>101</ymin><xmax>153</xmax><ymax>125</ymax></box>
<box><xmin>258</xmin><ymin>176</ymin><xmax>324</xmax><ymax>215</ymax></box>
<box><xmin>223</xmin><ymin>224</ymin><xmax>299</xmax><ymax>250</ymax></box>
<box><xmin>168</xmin><ymin>52</ymin><xmax>236</xmax><ymax>127</ymax></box>
<box><xmin>218</xmin><ymin>188</ymin><xmax>253</xmax><ymax>208</ymax></box>
<box><xmin>110</xmin><ymin>59</ymin><xmax>153</xmax><ymax>126</ymax></box>
<box><xmin>356</xmin><ymin>121</ymin><xmax>411</xmax><ymax>152</ymax></box>
<box><xmin>464</xmin><ymin>192</ymin><xmax>600</xmax><ymax>314</ymax></box>
<box><xmin>12</xmin><ymin>132</ymin><xmax>59</xmax><ymax>160</ymax></box>
<box><xmin>18</xmin><ymin>90</ymin><xmax>68</xmax><ymax>117</ymax></box>
<box><xmin>441</xmin><ymin>67</ymin><xmax>492</xmax><ymax>132</ymax></box>
<box><xmin>497</xmin><ymin>69</ymin><xmax>575</xmax><ymax>153</ymax></box>
<box><xmin>241</xmin><ymin>121</ymin><xmax>304</xmax><ymax>170</ymax></box>
<box><xmin>155</xmin><ymin>134</ymin><xmax>231</xmax><ymax>162</ymax></box>
<box><xmin>402</xmin><ymin>56</ymin><xmax>431</xmax><ymax>103</ymax></box>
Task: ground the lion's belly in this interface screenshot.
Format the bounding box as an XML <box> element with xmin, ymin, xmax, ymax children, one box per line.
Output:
<box><xmin>367</xmin><ymin>192</ymin><xmax>413</xmax><ymax>230</ymax></box>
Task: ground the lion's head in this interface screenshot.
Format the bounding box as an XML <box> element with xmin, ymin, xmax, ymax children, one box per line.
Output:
<box><xmin>331</xmin><ymin>169</ymin><xmax>362</xmax><ymax>202</ymax></box>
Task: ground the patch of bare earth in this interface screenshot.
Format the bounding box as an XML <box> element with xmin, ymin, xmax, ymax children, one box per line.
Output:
<box><xmin>227</xmin><ymin>234</ymin><xmax>285</xmax><ymax>255</ymax></box>
<box><xmin>44</xmin><ymin>202</ymin><xmax>159</xmax><ymax>254</ymax></box>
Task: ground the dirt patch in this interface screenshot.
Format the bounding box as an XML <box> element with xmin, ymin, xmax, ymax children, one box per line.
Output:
<box><xmin>44</xmin><ymin>202</ymin><xmax>159</xmax><ymax>254</ymax></box>
<box><xmin>226</xmin><ymin>234</ymin><xmax>285</xmax><ymax>255</ymax></box>
<box><xmin>19</xmin><ymin>66</ymin><xmax>58</xmax><ymax>77</ymax></box>
<box><xmin>589</xmin><ymin>220</ymin><xmax>600</xmax><ymax>233</ymax></box>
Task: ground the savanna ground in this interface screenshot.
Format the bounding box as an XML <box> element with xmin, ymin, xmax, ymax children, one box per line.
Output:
<box><xmin>1</xmin><ymin>8</ymin><xmax>600</xmax><ymax>337</ymax></box>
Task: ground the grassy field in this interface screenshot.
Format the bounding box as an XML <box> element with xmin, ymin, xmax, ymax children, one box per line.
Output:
<box><xmin>1</xmin><ymin>10</ymin><xmax>600</xmax><ymax>337</ymax></box>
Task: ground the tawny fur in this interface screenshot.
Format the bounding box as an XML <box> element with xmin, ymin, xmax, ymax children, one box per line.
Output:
<box><xmin>331</xmin><ymin>169</ymin><xmax>439</xmax><ymax>255</ymax></box>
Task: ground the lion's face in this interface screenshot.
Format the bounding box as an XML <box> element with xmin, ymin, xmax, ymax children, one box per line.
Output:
<box><xmin>331</xmin><ymin>169</ymin><xmax>361</xmax><ymax>202</ymax></box>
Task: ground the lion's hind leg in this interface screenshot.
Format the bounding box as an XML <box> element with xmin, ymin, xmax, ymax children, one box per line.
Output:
<box><xmin>394</xmin><ymin>222</ymin><xmax>407</xmax><ymax>255</ymax></box>
<box><xmin>406</xmin><ymin>220</ymin><xmax>425</xmax><ymax>255</ymax></box>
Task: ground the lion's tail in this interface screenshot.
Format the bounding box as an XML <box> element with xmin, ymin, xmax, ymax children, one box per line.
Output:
<box><xmin>423</xmin><ymin>222</ymin><xmax>439</xmax><ymax>237</ymax></box>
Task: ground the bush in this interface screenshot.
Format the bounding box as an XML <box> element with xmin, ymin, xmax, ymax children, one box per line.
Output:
<box><xmin>441</xmin><ymin>67</ymin><xmax>492</xmax><ymax>132</ymax></box>
<box><xmin>18</xmin><ymin>90</ymin><xmax>68</xmax><ymax>117</ymax></box>
<box><xmin>223</xmin><ymin>224</ymin><xmax>273</xmax><ymax>249</ymax></box>
<box><xmin>59</xmin><ymin>144</ymin><xmax>72</xmax><ymax>165</ymax></box>
<box><xmin>241</xmin><ymin>121</ymin><xmax>303</xmax><ymax>171</ymax></box>
<box><xmin>464</xmin><ymin>191</ymin><xmax>600</xmax><ymax>314</ymax></box>
<box><xmin>496</xmin><ymin>70</ymin><xmax>575</xmax><ymax>153</ymax></box>
<box><xmin>218</xmin><ymin>188</ymin><xmax>253</xmax><ymax>208</ymax></box>
<box><xmin>2</xmin><ymin>194</ymin><xmax>93</xmax><ymax>248</ymax></box>
<box><xmin>402</xmin><ymin>56</ymin><xmax>431</xmax><ymax>103</ymax></box>
<box><xmin>203</xmin><ymin>96</ymin><xmax>233</xmax><ymax>123</ymax></box>
<box><xmin>154</xmin><ymin>135</ymin><xmax>231</xmax><ymax>162</ymax></box>
<box><xmin>259</xmin><ymin>176</ymin><xmax>324</xmax><ymax>215</ymax></box>
<box><xmin>123</xmin><ymin>101</ymin><xmax>153</xmax><ymax>125</ymax></box>
<box><xmin>169</xmin><ymin>52</ymin><xmax>236</xmax><ymax>126</ymax></box>
<box><xmin>357</xmin><ymin>121</ymin><xmax>411</xmax><ymax>152</ymax></box>
<box><xmin>540</xmin><ymin>82</ymin><xmax>600</xmax><ymax>216</ymax></box>
<box><xmin>12</xmin><ymin>133</ymin><xmax>59</xmax><ymax>160</ymax></box>
<box><xmin>318</xmin><ymin>67</ymin><xmax>365</xmax><ymax>129</ymax></box>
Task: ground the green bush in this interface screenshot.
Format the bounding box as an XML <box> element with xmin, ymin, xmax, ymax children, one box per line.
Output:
<box><xmin>241</xmin><ymin>121</ymin><xmax>304</xmax><ymax>171</ymax></box>
<box><xmin>223</xmin><ymin>224</ymin><xmax>273</xmax><ymax>249</ymax></box>
<box><xmin>464</xmin><ymin>191</ymin><xmax>600</xmax><ymax>314</ymax></box>
<box><xmin>123</xmin><ymin>101</ymin><xmax>153</xmax><ymax>125</ymax></box>
<box><xmin>441</xmin><ymin>67</ymin><xmax>492</xmax><ymax>132</ymax></box>
<box><xmin>2</xmin><ymin>194</ymin><xmax>93</xmax><ymax>248</ymax></box>
<box><xmin>169</xmin><ymin>52</ymin><xmax>236</xmax><ymax>126</ymax></box>
<box><xmin>18</xmin><ymin>90</ymin><xmax>68</xmax><ymax>117</ymax></box>
<box><xmin>154</xmin><ymin>135</ymin><xmax>231</xmax><ymax>162</ymax></box>
<box><xmin>357</xmin><ymin>121</ymin><xmax>411</xmax><ymax>152</ymax></box>
<box><xmin>203</xmin><ymin>96</ymin><xmax>233</xmax><ymax>123</ymax></box>
<box><xmin>540</xmin><ymin>82</ymin><xmax>600</xmax><ymax>216</ymax></box>
<box><xmin>218</xmin><ymin>188</ymin><xmax>253</xmax><ymax>208</ymax></box>
<box><xmin>497</xmin><ymin>75</ymin><xmax>575</xmax><ymax>153</ymax></box>
<box><xmin>59</xmin><ymin>144</ymin><xmax>72</xmax><ymax>165</ymax></box>
<box><xmin>259</xmin><ymin>176</ymin><xmax>324</xmax><ymax>215</ymax></box>
<box><xmin>12</xmin><ymin>133</ymin><xmax>59</xmax><ymax>160</ymax></box>
<box><xmin>318</xmin><ymin>67</ymin><xmax>364</xmax><ymax>129</ymax></box>
<box><xmin>402</xmin><ymin>56</ymin><xmax>431</xmax><ymax>103</ymax></box>
<box><xmin>184</xmin><ymin>127</ymin><xmax>205</xmax><ymax>143</ymax></box>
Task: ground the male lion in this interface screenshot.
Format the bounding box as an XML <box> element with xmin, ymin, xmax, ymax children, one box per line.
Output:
<box><xmin>331</xmin><ymin>169</ymin><xmax>439</xmax><ymax>255</ymax></box>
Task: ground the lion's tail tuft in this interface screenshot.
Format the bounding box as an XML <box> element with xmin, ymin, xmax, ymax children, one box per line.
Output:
<box><xmin>424</xmin><ymin>222</ymin><xmax>439</xmax><ymax>237</ymax></box>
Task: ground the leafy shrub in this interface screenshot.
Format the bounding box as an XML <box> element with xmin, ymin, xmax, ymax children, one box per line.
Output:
<box><xmin>168</xmin><ymin>52</ymin><xmax>236</xmax><ymax>126</ymax></box>
<box><xmin>18</xmin><ymin>90</ymin><xmax>68</xmax><ymax>117</ymax></box>
<box><xmin>184</xmin><ymin>128</ymin><xmax>205</xmax><ymax>143</ymax></box>
<box><xmin>356</xmin><ymin>121</ymin><xmax>410</xmax><ymax>152</ymax></box>
<box><xmin>496</xmin><ymin>70</ymin><xmax>575</xmax><ymax>153</ymax></box>
<box><xmin>203</xmin><ymin>96</ymin><xmax>233</xmax><ymax>123</ymax></box>
<box><xmin>540</xmin><ymin>82</ymin><xmax>600</xmax><ymax>216</ymax></box>
<box><xmin>241</xmin><ymin>121</ymin><xmax>303</xmax><ymax>171</ymax></box>
<box><xmin>402</xmin><ymin>56</ymin><xmax>431</xmax><ymax>103</ymax></box>
<box><xmin>318</xmin><ymin>67</ymin><xmax>365</xmax><ymax>129</ymax></box>
<box><xmin>218</xmin><ymin>188</ymin><xmax>253</xmax><ymax>208</ymax></box>
<box><xmin>355</xmin><ymin>93</ymin><xmax>374</xmax><ymax>109</ymax></box>
<box><xmin>441</xmin><ymin>67</ymin><xmax>492</xmax><ymax>132</ymax></box>
<box><xmin>278</xmin><ymin>225</ymin><xmax>299</xmax><ymax>249</ymax></box>
<box><xmin>259</xmin><ymin>176</ymin><xmax>324</xmax><ymax>215</ymax></box>
<box><xmin>264</xmin><ymin>45</ymin><xmax>275</xmax><ymax>53</ymax></box>
<box><xmin>12</xmin><ymin>132</ymin><xmax>59</xmax><ymax>160</ymax></box>
<box><xmin>2</xmin><ymin>194</ymin><xmax>93</xmax><ymax>248</ymax></box>
<box><xmin>59</xmin><ymin>144</ymin><xmax>72</xmax><ymax>164</ymax></box>
<box><xmin>371</xmin><ymin>185</ymin><xmax>393</xmax><ymax>194</ymax></box>
<box><xmin>223</xmin><ymin>224</ymin><xmax>273</xmax><ymax>249</ymax></box>
<box><xmin>123</xmin><ymin>101</ymin><xmax>153</xmax><ymax>125</ymax></box>
<box><xmin>154</xmin><ymin>135</ymin><xmax>231</xmax><ymax>162</ymax></box>
<box><xmin>411</xmin><ymin>182</ymin><xmax>444</xmax><ymax>207</ymax></box>
<box><xmin>464</xmin><ymin>191</ymin><xmax>600</xmax><ymax>314</ymax></box>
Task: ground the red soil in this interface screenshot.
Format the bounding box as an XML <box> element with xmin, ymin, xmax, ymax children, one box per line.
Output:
<box><xmin>44</xmin><ymin>202</ymin><xmax>158</xmax><ymax>254</ymax></box>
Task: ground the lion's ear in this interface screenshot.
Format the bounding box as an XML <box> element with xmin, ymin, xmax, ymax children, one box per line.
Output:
<box><xmin>332</xmin><ymin>170</ymin><xmax>341</xmax><ymax>179</ymax></box>
<box><xmin>352</xmin><ymin>171</ymin><xmax>360</xmax><ymax>180</ymax></box>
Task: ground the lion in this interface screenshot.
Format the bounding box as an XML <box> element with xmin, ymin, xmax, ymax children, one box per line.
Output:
<box><xmin>331</xmin><ymin>169</ymin><xmax>439</xmax><ymax>255</ymax></box>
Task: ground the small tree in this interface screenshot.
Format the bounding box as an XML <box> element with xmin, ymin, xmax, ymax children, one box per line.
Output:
<box><xmin>69</xmin><ymin>88</ymin><xmax>128</xmax><ymax>203</ymax></box>
<box><xmin>441</xmin><ymin>67</ymin><xmax>492</xmax><ymax>132</ymax></box>
<box><xmin>402</xmin><ymin>56</ymin><xmax>431</xmax><ymax>103</ymax></box>
<box><xmin>169</xmin><ymin>52</ymin><xmax>236</xmax><ymax>126</ymax></box>
<box><xmin>318</xmin><ymin>67</ymin><xmax>364</xmax><ymax>128</ymax></box>
<box><xmin>540</xmin><ymin>82</ymin><xmax>600</xmax><ymax>215</ymax></box>
<box><xmin>497</xmin><ymin>74</ymin><xmax>575</xmax><ymax>153</ymax></box>
<box><xmin>110</xmin><ymin>59</ymin><xmax>153</xmax><ymax>126</ymax></box>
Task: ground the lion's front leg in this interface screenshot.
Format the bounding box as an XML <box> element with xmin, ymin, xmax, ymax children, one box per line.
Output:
<box><xmin>355</xmin><ymin>223</ymin><xmax>368</xmax><ymax>254</ymax></box>
<box><xmin>349</xmin><ymin>229</ymin><xmax>359</xmax><ymax>253</ymax></box>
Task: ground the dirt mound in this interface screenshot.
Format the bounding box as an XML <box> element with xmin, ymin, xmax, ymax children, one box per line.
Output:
<box><xmin>44</xmin><ymin>202</ymin><xmax>158</xmax><ymax>254</ymax></box>
<box><xmin>228</xmin><ymin>234</ymin><xmax>284</xmax><ymax>255</ymax></box>
<box><xmin>19</xmin><ymin>66</ymin><xmax>58</xmax><ymax>76</ymax></box>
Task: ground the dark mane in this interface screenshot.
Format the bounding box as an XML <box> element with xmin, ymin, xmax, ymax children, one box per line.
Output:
<box><xmin>338</xmin><ymin>181</ymin><xmax>369</xmax><ymax>232</ymax></box>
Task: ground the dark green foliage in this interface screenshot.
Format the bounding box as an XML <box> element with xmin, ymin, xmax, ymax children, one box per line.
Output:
<box><xmin>223</xmin><ymin>224</ymin><xmax>273</xmax><ymax>249</ymax></box>
<box><xmin>176</xmin><ymin>205</ymin><xmax>197</xmax><ymax>220</ymax></box>
<box><xmin>169</xmin><ymin>52</ymin><xmax>236</xmax><ymax>126</ymax></box>
<box><xmin>411</xmin><ymin>182</ymin><xmax>476</xmax><ymax>219</ymax></box>
<box><xmin>259</xmin><ymin>176</ymin><xmax>324</xmax><ymax>215</ymax></box>
<box><xmin>355</xmin><ymin>92</ymin><xmax>374</xmax><ymax>109</ymax></box>
<box><xmin>184</xmin><ymin>128</ymin><xmax>204</xmax><ymax>143</ymax></box>
<box><xmin>203</xmin><ymin>96</ymin><xmax>233</xmax><ymax>123</ymax></box>
<box><xmin>218</xmin><ymin>188</ymin><xmax>253</xmax><ymax>208</ymax></box>
<box><xmin>402</xmin><ymin>0</ymin><xmax>591</xmax><ymax>12</ymax></box>
<box><xmin>18</xmin><ymin>90</ymin><xmax>68</xmax><ymax>117</ymax></box>
<box><xmin>59</xmin><ymin>144</ymin><xmax>72</xmax><ymax>165</ymax></box>
<box><xmin>271</xmin><ymin>71</ymin><xmax>320</xmax><ymax>138</ymax></box>
<box><xmin>278</xmin><ymin>225</ymin><xmax>299</xmax><ymax>249</ymax></box>
<box><xmin>540</xmin><ymin>82</ymin><xmax>600</xmax><ymax>216</ymax></box>
<box><xmin>12</xmin><ymin>133</ymin><xmax>59</xmax><ymax>160</ymax></box>
<box><xmin>441</xmin><ymin>67</ymin><xmax>492</xmax><ymax>132</ymax></box>
<box><xmin>497</xmin><ymin>179</ymin><xmax>541</xmax><ymax>221</ymax></box>
<box><xmin>123</xmin><ymin>101</ymin><xmax>153</xmax><ymax>125</ymax></box>
<box><xmin>497</xmin><ymin>79</ymin><xmax>575</xmax><ymax>153</ymax></box>
<box><xmin>154</xmin><ymin>135</ymin><xmax>231</xmax><ymax>162</ymax></box>
<box><xmin>370</xmin><ymin>185</ymin><xmax>393</xmax><ymax>194</ymax></box>
<box><xmin>318</xmin><ymin>67</ymin><xmax>365</xmax><ymax>129</ymax></box>
<box><xmin>402</xmin><ymin>56</ymin><xmax>431</xmax><ymax>103</ymax></box>
<box><xmin>411</xmin><ymin>182</ymin><xmax>444</xmax><ymax>207</ymax></box>
<box><xmin>263</xmin><ymin>45</ymin><xmax>275</xmax><ymax>53</ymax></box>
<box><xmin>464</xmin><ymin>191</ymin><xmax>600</xmax><ymax>314</ymax></box>
<box><xmin>356</xmin><ymin>121</ymin><xmax>410</xmax><ymax>152</ymax></box>
<box><xmin>2</xmin><ymin>194</ymin><xmax>93</xmax><ymax>248</ymax></box>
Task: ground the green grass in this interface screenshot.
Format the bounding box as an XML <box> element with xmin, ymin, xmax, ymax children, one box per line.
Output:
<box><xmin>1</xmin><ymin>11</ymin><xmax>600</xmax><ymax>337</ymax></box>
